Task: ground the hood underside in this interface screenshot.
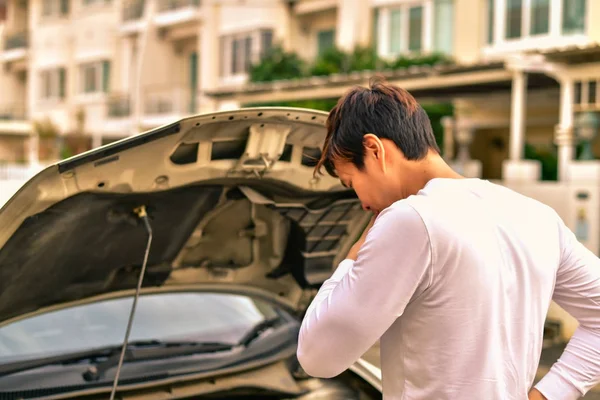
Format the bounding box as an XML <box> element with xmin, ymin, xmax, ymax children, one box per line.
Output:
<box><xmin>0</xmin><ymin>108</ymin><xmax>370</xmax><ymax>325</ymax></box>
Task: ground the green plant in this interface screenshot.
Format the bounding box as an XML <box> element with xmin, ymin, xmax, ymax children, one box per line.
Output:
<box><xmin>524</xmin><ymin>143</ymin><xmax>558</xmax><ymax>181</ymax></box>
<box><xmin>348</xmin><ymin>46</ymin><xmax>381</xmax><ymax>71</ymax></box>
<box><xmin>422</xmin><ymin>103</ymin><xmax>454</xmax><ymax>156</ymax></box>
<box><xmin>310</xmin><ymin>47</ymin><xmax>348</xmax><ymax>76</ymax></box>
<box><xmin>249</xmin><ymin>44</ymin><xmax>453</xmax><ymax>82</ymax></box>
<box><xmin>249</xmin><ymin>45</ymin><xmax>308</xmax><ymax>83</ymax></box>
<box><xmin>33</xmin><ymin>117</ymin><xmax>60</xmax><ymax>139</ymax></box>
<box><xmin>385</xmin><ymin>52</ymin><xmax>450</xmax><ymax>69</ymax></box>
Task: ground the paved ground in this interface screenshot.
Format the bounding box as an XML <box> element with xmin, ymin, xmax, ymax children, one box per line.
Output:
<box><xmin>362</xmin><ymin>342</ymin><xmax>600</xmax><ymax>399</ymax></box>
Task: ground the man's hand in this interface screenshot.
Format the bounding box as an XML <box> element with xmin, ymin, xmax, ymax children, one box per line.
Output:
<box><xmin>528</xmin><ymin>388</ymin><xmax>547</xmax><ymax>400</ymax></box>
<box><xmin>346</xmin><ymin>213</ymin><xmax>378</xmax><ymax>260</ymax></box>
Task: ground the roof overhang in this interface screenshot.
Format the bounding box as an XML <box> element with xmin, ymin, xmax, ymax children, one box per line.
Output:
<box><xmin>531</xmin><ymin>42</ymin><xmax>600</xmax><ymax>64</ymax></box>
<box><xmin>205</xmin><ymin>62</ymin><xmax>517</xmax><ymax>104</ymax></box>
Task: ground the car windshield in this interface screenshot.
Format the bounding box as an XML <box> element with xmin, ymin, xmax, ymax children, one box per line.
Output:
<box><xmin>0</xmin><ymin>291</ymin><xmax>281</xmax><ymax>363</ymax></box>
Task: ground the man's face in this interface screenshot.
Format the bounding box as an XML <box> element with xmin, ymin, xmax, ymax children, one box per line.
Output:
<box><xmin>334</xmin><ymin>157</ymin><xmax>396</xmax><ymax>215</ymax></box>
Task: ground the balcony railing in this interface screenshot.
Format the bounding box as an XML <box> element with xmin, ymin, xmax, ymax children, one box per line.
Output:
<box><xmin>0</xmin><ymin>104</ymin><xmax>27</xmax><ymax>121</ymax></box>
<box><xmin>156</xmin><ymin>0</ymin><xmax>200</xmax><ymax>13</ymax></box>
<box><xmin>144</xmin><ymin>85</ymin><xmax>194</xmax><ymax>115</ymax></box>
<box><xmin>4</xmin><ymin>31</ymin><xmax>28</xmax><ymax>51</ymax></box>
<box><xmin>107</xmin><ymin>94</ymin><xmax>131</xmax><ymax>118</ymax></box>
<box><xmin>0</xmin><ymin>163</ymin><xmax>43</xmax><ymax>181</ymax></box>
<box><xmin>123</xmin><ymin>0</ymin><xmax>145</xmax><ymax>21</ymax></box>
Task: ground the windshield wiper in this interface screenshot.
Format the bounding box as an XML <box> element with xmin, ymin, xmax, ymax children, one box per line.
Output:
<box><xmin>82</xmin><ymin>339</ymin><xmax>234</xmax><ymax>382</ymax></box>
<box><xmin>238</xmin><ymin>317</ymin><xmax>283</xmax><ymax>347</ymax></box>
<box><xmin>0</xmin><ymin>339</ymin><xmax>234</xmax><ymax>380</ymax></box>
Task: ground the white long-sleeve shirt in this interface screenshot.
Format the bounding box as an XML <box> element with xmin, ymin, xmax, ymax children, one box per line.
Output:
<box><xmin>297</xmin><ymin>177</ymin><xmax>600</xmax><ymax>400</ymax></box>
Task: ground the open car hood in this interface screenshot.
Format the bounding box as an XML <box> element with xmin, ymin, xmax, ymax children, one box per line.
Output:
<box><xmin>0</xmin><ymin>108</ymin><xmax>370</xmax><ymax>326</ymax></box>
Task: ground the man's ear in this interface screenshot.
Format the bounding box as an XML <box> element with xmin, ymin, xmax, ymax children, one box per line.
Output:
<box><xmin>363</xmin><ymin>134</ymin><xmax>387</xmax><ymax>173</ymax></box>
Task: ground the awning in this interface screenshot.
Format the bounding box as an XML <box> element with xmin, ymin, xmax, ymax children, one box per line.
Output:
<box><xmin>530</xmin><ymin>42</ymin><xmax>600</xmax><ymax>64</ymax></box>
<box><xmin>205</xmin><ymin>61</ymin><xmax>517</xmax><ymax>104</ymax></box>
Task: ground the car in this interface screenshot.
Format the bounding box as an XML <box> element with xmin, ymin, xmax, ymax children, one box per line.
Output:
<box><xmin>0</xmin><ymin>107</ymin><xmax>383</xmax><ymax>400</ymax></box>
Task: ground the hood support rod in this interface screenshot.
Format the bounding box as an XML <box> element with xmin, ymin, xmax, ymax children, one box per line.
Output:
<box><xmin>109</xmin><ymin>205</ymin><xmax>153</xmax><ymax>400</ymax></box>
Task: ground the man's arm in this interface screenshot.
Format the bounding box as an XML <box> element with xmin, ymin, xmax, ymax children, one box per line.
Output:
<box><xmin>534</xmin><ymin>218</ymin><xmax>600</xmax><ymax>400</ymax></box>
<box><xmin>296</xmin><ymin>202</ymin><xmax>432</xmax><ymax>378</ymax></box>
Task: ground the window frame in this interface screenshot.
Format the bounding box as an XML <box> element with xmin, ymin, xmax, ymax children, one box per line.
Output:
<box><xmin>39</xmin><ymin>68</ymin><xmax>66</xmax><ymax>101</ymax></box>
<box><xmin>317</xmin><ymin>29</ymin><xmax>336</xmax><ymax>56</ymax></box>
<box><xmin>78</xmin><ymin>60</ymin><xmax>110</xmax><ymax>95</ymax></box>
<box><xmin>219</xmin><ymin>28</ymin><xmax>274</xmax><ymax>81</ymax></box>
<box><xmin>485</xmin><ymin>0</ymin><xmax>588</xmax><ymax>54</ymax></box>
<box><xmin>374</xmin><ymin>0</ymin><xmax>434</xmax><ymax>59</ymax></box>
<box><xmin>40</xmin><ymin>0</ymin><xmax>69</xmax><ymax>18</ymax></box>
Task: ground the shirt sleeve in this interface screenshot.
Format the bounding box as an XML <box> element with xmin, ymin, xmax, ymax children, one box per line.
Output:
<box><xmin>535</xmin><ymin>217</ymin><xmax>600</xmax><ymax>400</ymax></box>
<box><xmin>296</xmin><ymin>202</ymin><xmax>432</xmax><ymax>378</ymax></box>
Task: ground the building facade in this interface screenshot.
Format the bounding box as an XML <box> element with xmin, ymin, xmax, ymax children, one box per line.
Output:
<box><xmin>0</xmin><ymin>0</ymin><xmax>598</xmax><ymax>184</ymax></box>
<box><xmin>1</xmin><ymin>0</ymin><xmax>600</xmax><ymax>350</ymax></box>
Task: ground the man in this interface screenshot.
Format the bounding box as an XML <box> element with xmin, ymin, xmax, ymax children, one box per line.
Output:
<box><xmin>296</xmin><ymin>77</ymin><xmax>600</xmax><ymax>400</ymax></box>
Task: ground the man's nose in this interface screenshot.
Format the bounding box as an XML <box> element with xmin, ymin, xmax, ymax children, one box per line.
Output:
<box><xmin>362</xmin><ymin>204</ymin><xmax>371</xmax><ymax>211</ymax></box>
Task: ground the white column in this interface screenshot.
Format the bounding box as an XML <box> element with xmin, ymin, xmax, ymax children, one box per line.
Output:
<box><xmin>198</xmin><ymin>1</ymin><xmax>220</xmax><ymax>113</ymax></box>
<box><xmin>377</xmin><ymin>8</ymin><xmax>390</xmax><ymax>57</ymax></box>
<box><xmin>122</xmin><ymin>37</ymin><xmax>132</xmax><ymax>92</ymax></box>
<box><xmin>550</xmin><ymin>0</ymin><xmax>563</xmax><ymax>37</ymax></box>
<box><xmin>423</xmin><ymin>0</ymin><xmax>434</xmax><ymax>53</ymax></box>
<box><xmin>556</xmin><ymin>78</ymin><xmax>575</xmax><ymax>181</ymax></box>
<box><xmin>493</xmin><ymin>0</ymin><xmax>505</xmax><ymax>44</ymax></box>
<box><xmin>502</xmin><ymin>69</ymin><xmax>541</xmax><ymax>182</ymax></box>
<box><xmin>509</xmin><ymin>70</ymin><xmax>528</xmax><ymax>161</ymax></box>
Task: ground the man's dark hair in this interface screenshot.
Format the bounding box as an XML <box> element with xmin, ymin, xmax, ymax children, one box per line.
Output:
<box><xmin>315</xmin><ymin>76</ymin><xmax>440</xmax><ymax>177</ymax></box>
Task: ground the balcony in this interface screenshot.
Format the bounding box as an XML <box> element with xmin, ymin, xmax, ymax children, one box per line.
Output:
<box><xmin>107</xmin><ymin>94</ymin><xmax>131</xmax><ymax>117</ymax></box>
<box><xmin>0</xmin><ymin>104</ymin><xmax>26</xmax><ymax>121</ymax></box>
<box><xmin>142</xmin><ymin>85</ymin><xmax>194</xmax><ymax>128</ymax></box>
<box><xmin>103</xmin><ymin>94</ymin><xmax>133</xmax><ymax>136</ymax></box>
<box><xmin>2</xmin><ymin>31</ymin><xmax>28</xmax><ymax>63</ymax></box>
<box><xmin>0</xmin><ymin>103</ymin><xmax>30</xmax><ymax>136</ymax></box>
<box><xmin>154</xmin><ymin>0</ymin><xmax>201</xmax><ymax>30</ymax></box>
<box><xmin>120</xmin><ymin>0</ymin><xmax>146</xmax><ymax>34</ymax></box>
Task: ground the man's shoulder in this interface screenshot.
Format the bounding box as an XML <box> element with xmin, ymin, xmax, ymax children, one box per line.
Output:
<box><xmin>376</xmin><ymin>200</ymin><xmax>427</xmax><ymax>232</ymax></box>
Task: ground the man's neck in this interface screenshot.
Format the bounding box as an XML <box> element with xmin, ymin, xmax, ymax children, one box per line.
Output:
<box><xmin>403</xmin><ymin>154</ymin><xmax>464</xmax><ymax>197</ymax></box>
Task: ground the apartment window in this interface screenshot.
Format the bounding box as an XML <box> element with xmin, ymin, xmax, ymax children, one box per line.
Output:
<box><xmin>433</xmin><ymin>0</ymin><xmax>454</xmax><ymax>54</ymax></box>
<box><xmin>260</xmin><ymin>30</ymin><xmax>273</xmax><ymax>57</ymax></box>
<box><xmin>563</xmin><ymin>0</ymin><xmax>586</xmax><ymax>34</ymax></box>
<box><xmin>489</xmin><ymin>0</ymin><xmax>586</xmax><ymax>46</ymax></box>
<box><xmin>220</xmin><ymin>29</ymin><xmax>273</xmax><ymax>77</ymax></box>
<box><xmin>505</xmin><ymin>0</ymin><xmax>522</xmax><ymax>39</ymax></box>
<box><xmin>80</xmin><ymin>61</ymin><xmax>110</xmax><ymax>94</ymax></box>
<box><xmin>41</xmin><ymin>0</ymin><xmax>69</xmax><ymax>17</ymax></box>
<box><xmin>487</xmin><ymin>0</ymin><xmax>494</xmax><ymax>44</ymax></box>
<box><xmin>382</xmin><ymin>2</ymin><xmax>428</xmax><ymax>56</ymax></box>
<box><xmin>530</xmin><ymin>0</ymin><xmax>549</xmax><ymax>35</ymax></box>
<box><xmin>317</xmin><ymin>29</ymin><xmax>335</xmax><ymax>56</ymax></box>
<box><xmin>389</xmin><ymin>9</ymin><xmax>402</xmax><ymax>54</ymax></box>
<box><xmin>408</xmin><ymin>6</ymin><xmax>423</xmax><ymax>51</ymax></box>
<box><xmin>40</xmin><ymin>68</ymin><xmax>66</xmax><ymax>100</ymax></box>
<box><xmin>589</xmin><ymin>81</ymin><xmax>597</xmax><ymax>105</ymax></box>
<box><xmin>230</xmin><ymin>37</ymin><xmax>252</xmax><ymax>75</ymax></box>
<box><xmin>372</xmin><ymin>8</ymin><xmax>379</xmax><ymax>51</ymax></box>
